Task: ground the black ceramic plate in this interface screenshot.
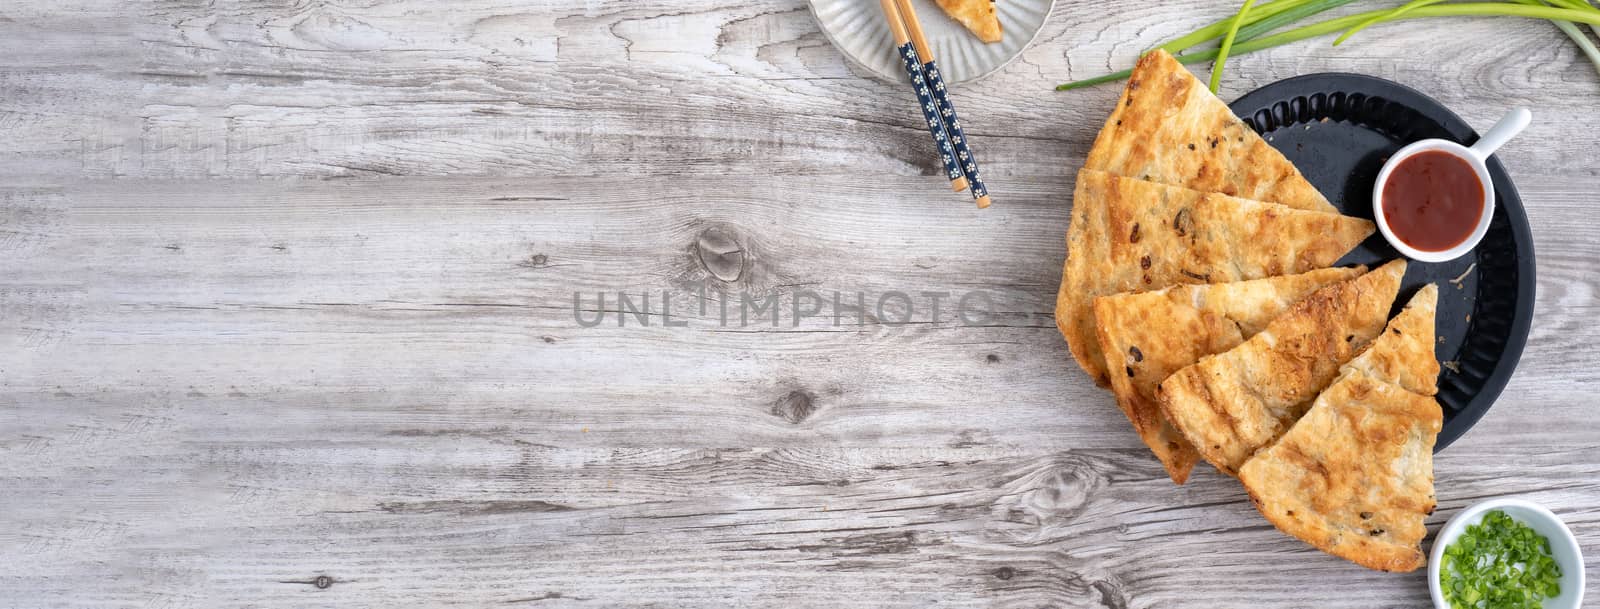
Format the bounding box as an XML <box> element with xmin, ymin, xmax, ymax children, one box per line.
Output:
<box><xmin>1230</xmin><ymin>74</ymin><xmax>1535</xmax><ymax>452</ymax></box>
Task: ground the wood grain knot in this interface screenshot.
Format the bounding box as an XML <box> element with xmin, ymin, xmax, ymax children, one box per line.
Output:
<box><xmin>695</xmin><ymin>227</ymin><xmax>745</xmax><ymax>282</ymax></box>
<box><xmin>522</xmin><ymin>253</ymin><xmax>549</xmax><ymax>268</ymax></box>
<box><xmin>314</xmin><ymin>575</ymin><xmax>332</xmax><ymax>589</ymax></box>
<box><xmin>770</xmin><ymin>389</ymin><xmax>816</xmax><ymax>424</ymax></box>
<box><xmin>998</xmin><ymin>457</ymin><xmax>1106</xmax><ymax>525</ymax></box>
<box><xmin>1092</xmin><ymin>580</ymin><xmax>1129</xmax><ymax>609</ymax></box>
<box><xmin>992</xmin><ymin>566</ymin><xmax>1015</xmax><ymax>580</ymax></box>
<box><xmin>1031</xmin><ymin>467</ymin><xmax>1095</xmax><ymax>517</ymax></box>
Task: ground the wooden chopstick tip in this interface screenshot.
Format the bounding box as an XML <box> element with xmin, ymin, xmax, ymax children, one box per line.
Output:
<box><xmin>952</xmin><ymin>176</ymin><xmax>969</xmax><ymax>192</ymax></box>
<box><xmin>878</xmin><ymin>0</ymin><xmax>911</xmax><ymax>44</ymax></box>
<box><xmin>976</xmin><ymin>195</ymin><xmax>992</xmax><ymax>209</ymax></box>
<box><xmin>891</xmin><ymin>0</ymin><xmax>935</xmax><ymax>60</ymax></box>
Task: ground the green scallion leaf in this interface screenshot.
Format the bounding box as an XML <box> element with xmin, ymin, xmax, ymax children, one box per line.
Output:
<box><xmin>1057</xmin><ymin>3</ymin><xmax>1600</xmax><ymax>91</ymax></box>
<box><xmin>1523</xmin><ymin>0</ymin><xmax>1600</xmax><ymax>76</ymax></box>
<box><xmin>1211</xmin><ymin>0</ymin><xmax>1261</xmax><ymax>94</ymax></box>
<box><xmin>1235</xmin><ymin>0</ymin><xmax>1358</xmax><ymax>42</ymax></box>
<box><xmin>1335</xmin><ymin>0</ymin><xmax>1450</xmax><ymax>46</ymax></box>
<box><xmin>1157</xmin><ymin>0</ymin><xmax>1313</xmax><ymax>53</ymax></box>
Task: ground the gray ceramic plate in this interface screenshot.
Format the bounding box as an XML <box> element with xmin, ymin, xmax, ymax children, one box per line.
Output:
<box><xmin>808</xmin><ymin>0</ymin><xmax>1055</xmax><ymax>84</ymax></box>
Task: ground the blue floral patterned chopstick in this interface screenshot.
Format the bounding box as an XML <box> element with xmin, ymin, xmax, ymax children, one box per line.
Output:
<box><xmin>884</xmin><ymin>0</ymin><xmax>990</xmax><ymax>208</ymax></box>
<box><xmin>918</xmin><ymin>60</ymin><xmax>988</xmax><ymax>206</ymax></box>
<box><xmin>896</xmin><ymin>43</ymin><xmax>968</xmax><ymax>192</ymax></box>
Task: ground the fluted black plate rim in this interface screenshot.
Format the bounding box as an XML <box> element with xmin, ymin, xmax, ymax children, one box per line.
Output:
<box><xmin>1231</xmin><ymin>73</ymin><xmax>1536</xmax><ymax>452</ymax></box>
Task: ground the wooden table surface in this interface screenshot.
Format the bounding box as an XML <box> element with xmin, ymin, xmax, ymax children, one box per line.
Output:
<box><xmin>4</xmin><ymin>1</ymin><xmax>1598</xmax><ymax>607</ymax></box>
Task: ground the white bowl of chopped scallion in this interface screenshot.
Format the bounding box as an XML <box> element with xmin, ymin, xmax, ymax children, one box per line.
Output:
<box><xmin>1430</xmin><ymin>498</ymin><xmax>1584</xmax><ymax>609</ymax></box>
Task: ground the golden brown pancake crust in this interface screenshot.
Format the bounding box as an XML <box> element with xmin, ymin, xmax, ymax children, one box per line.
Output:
<box><xmin>1057</xmin><ymin>169</ymin><xmax>1375</xmax><ymax>386</ymax></box>
<box><xmin>1239</xmin><ymin>367</ymin><xmax>1442</xmax><ymax>572</ymax></box>
<box><xmin>1084</xmin><ymin>50</ymin><xmax>1335</xmax><ymax>214</ymax></box>
<box><xmin>1343</xmin><ymin>284</ymin><xmax>1441</xmax><ymax>396</ymax></box>
<box><xmin>1094</xmin><ymin>266</ymin><xmax>1365</xmax><ymax>483</ymax></box>
<box><xmin>1157</xmin><ymin>260</ymin><xmax>1407</xmax><ymax>475</ymax></box>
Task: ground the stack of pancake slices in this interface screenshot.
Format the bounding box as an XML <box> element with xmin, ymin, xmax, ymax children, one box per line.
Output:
<box><xmin>1057</xmin><ymin>49</ymin><xmax>1444</xmax><ymax>573</ymax></box>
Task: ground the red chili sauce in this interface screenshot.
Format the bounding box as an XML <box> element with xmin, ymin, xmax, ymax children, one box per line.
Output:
<box><xmin>1380</xmin><ymin>150</ymin><xmax>1484</xmax><ymax>252</ymax></box>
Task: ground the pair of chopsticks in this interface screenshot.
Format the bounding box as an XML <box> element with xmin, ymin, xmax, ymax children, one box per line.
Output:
<box><xmin>879</xmin><ymin>0</ymin><xmax>991</xmax><ymax>209</ymax></box>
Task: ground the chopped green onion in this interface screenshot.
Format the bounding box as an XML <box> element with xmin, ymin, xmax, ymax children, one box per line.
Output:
<box><xmin>1439</xmin><ymin>509</ymin><xmax>1562</xmax><ymax>609</ymax></box>
<box><xmin>1211</xmin><ymin>0</ymin><xmax>1261</xmax><ymax>94</ymax></box>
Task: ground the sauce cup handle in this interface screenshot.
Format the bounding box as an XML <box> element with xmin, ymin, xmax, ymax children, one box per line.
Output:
<box><xmin>1467</xmin><ymin>107</ymin><xmax>1531</xmax><ymax>161</ymax></box>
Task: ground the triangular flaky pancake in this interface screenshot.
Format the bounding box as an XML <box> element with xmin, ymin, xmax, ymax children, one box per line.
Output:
<box><xmin>1344</xmin><ymin>284</ymin><xmax>1441</xmax><ymax>396</ymax></box>
<box><xmin>1057</xmin><ymin>169</ymin><xmax>1375</xmax><ymax>386</ymax></box>
<box><xmin>933</xmin><ymin>0</ymin><xmax>1002</xmax><ymax>43</ymax></box>
<box><xmin>1240</xmin><ymin>285</ymin><xmax>1443</xmax><ymax>572</ymax></box>
<box><xmin>1157</xmin><ymin>260</ymin><xmax>1407</xmax><ymax>476</ymax></box>
<box><xmin>1239</xmin><ymin>370</ymin><xmax>1441</xmax><ymax>572</ymax></box>
<box><xmin>1085</xmin><ymin>49</ymin><xmax>1335</xmax><ymax>214</ymax></box>
<box><xmin>1093</xmin><ymin>266</ymin><xmax>1366</xmax><ymax>484</ymax></box>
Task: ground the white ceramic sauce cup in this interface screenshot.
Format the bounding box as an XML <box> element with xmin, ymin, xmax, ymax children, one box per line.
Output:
<box><xmin>1429</xmin><ymin>497</ymin><xmax>1586</xmax><ymax>609</ymax></box>
<box><xmin>1372</xmin><ymin>107</ymin><xmax>1530</xmax><ymax>263</ymax></box>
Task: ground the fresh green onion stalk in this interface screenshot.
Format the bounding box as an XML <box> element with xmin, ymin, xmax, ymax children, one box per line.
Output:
<box><xmin>1521</xmin><ymin>0</ymin><xmax>1600</xmax><ymax>74</ymax></box>
<box><xmin>1210</xmin><ymin>0</ymin><xmax>1261</xmax><ymax>93</ymax></box>
<box><xmin>1334</xmin><ymin>0</ymin><xmax>1451</xmax><ymax>45</ymax></box>
<box><xmin>1058</xmin><ymin>2</ymin><xmax>1600</xmax><ymax>91</ymax></box>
